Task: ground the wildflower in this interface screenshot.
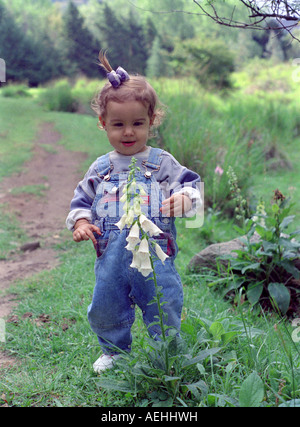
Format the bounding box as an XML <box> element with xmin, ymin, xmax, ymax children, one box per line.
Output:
<box><xmin>252</xmin><ymin>199</ymin><xmax>266</xmax><ymax>227</ymax></box>
<box><xmin>115</xmin><ymin>214</ymin><xmax>127</xmax><ymax>231</ymax></box>
<box><xmin>136</xmin><ymin>254</ymin><xmax>153</xmax><ymax>277</ymax></box>
<box><xmin>120</xmin><ymin>192</ymin><xmax>127</xmax><ymax>203</ymax></box>
<box><xmin>125</xmin><ymin>208</ymin><xmax>134</xmax><ymax>226</ymax></box>
<box><xmin>137</xmin><ymin>237</ymin><xmax>150</xmax><ymax>256</ymax></box>
<box><xmin>115</xmin><ymin>156</ymin><xmax>167</xmax><ymax>278</ymax></box>
<box><xmin>273</xmin><ymin>189</ymin><xmax>285</xmax><ymax>203</ymax></box>
<box><xmin>139</xmin><ymin>214</ymin><xmax>162</xmax><ymax>237</ymax></box>
<box><xmin>125</xmin><ymin>222</ymin><xmax>140</xmax><ymax>251</ymax></box>
<box><xmin>130</xmin><ymin>243</ymin><xmax>153</xmax><ymax>277</ymax></box>
<box><xmin>214</xmin><ymin>165</ymin><xmax>224</xmax><ymax>176</ymax></box>
<box><xmin>154</xmin><ymin>243</ymin><xmax>168</xmax><ymax>264</ymax></box>
<box><xmin>133</xmin><ymin>197</ymin><xmax>142</xmax><ymax>216</ymax></box>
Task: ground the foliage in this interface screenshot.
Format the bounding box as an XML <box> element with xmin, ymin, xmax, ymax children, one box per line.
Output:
<box><xmin>38</xmin><ymin>80</ymin><xmax>78</xmax><ymax>112</ymax></box>
<box><xmin>1</xmin><ymin>84</ymin><xmax>31</xmax><ymax>98</ymax></box>
<box><xmin>62</xmin><ymin>1</ymin><xmax>99</xmax><ymax>78</ymax></box>
<box><xmin>217</xmin><ymin>192</ymin><xmax>300</xmax><ymax>316</ymax></box>
<box><xmin>97</xmin><ymin>5</ymin><xmax>148</xmax><ymax>75</ymax></box>
<box><xmin>0</xmin><ymin>2</ymin><xmax>62</xmax><ymax>86</ymax></box>
<box><xmin>170</xmin><ymin>37</ymin><xmax>235</xmax><ymax>89</ymax></box>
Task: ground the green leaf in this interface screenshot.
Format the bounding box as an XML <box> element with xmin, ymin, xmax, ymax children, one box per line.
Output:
<box><xmin>279</xmin><ymin>399</ymin><xmax>300</xmax><ymax>407</ymax></box>
<box><xmin>239</xmin><ymin>372</ymin><xmax>264</xmax><ymax>407</ymax></box>
<box><xmin>280</xmin><ymin>215</ymin><xmax>295</xmax><ymax>230</ymax></box>
<box><xmin>221</xmin><ymin>331</ymin><xmax>240</xmax><ymax>346</ymax></box>
<box><xmin>209</xmin><ymin>321</ymin><xmax>225</xmax><ymax>340</ymax></box>
<box><xmin>279</xmin><ymin>260</ymin><xmax>300</xmax><ymax>279</ymax></box>
<box><xmin>247</xmin><ymin>283</ymin><xmax>263</xmax><ymax>305</ymax></box>
<box><xmin>182</xmin><ymin>348</ymin><xmax>221</xmax><ymax>369</ymax></box>
<box><xmin>241</xmin><ymin>262</ymin><xmax>261</xmax><ymax>274</ymax></box>
<box><xmin>183</xmin><ymin>380</ymin><xmax>208</xmax><ymax>400</ymax></box>
<box><xmin>268</xmin><ymin>282</ymin><xmax>291</xmax><ymax>315</ymax></box>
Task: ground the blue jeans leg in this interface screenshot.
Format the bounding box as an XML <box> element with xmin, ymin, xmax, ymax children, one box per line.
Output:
<box><xmin>130</xmin><ymin>257</ymin><xmax>183</xmax><ymax>339</ymax></box>
<box><xmin>87</xmin><ymin>232</ymin><xmax>135</xmax><ymax>354</ymax></box>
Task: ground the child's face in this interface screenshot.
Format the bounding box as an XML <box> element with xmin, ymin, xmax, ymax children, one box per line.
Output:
<box><xmin>101</xmin><ymin>101</ymin><xmax>153</xmax><ymax>156</ymax></box>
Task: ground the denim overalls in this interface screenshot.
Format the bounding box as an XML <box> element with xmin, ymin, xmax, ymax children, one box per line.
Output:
<box><xmin>87</xmin><ymin>148</ymin><xmax>183</xmax><ymax>355</ymax></box>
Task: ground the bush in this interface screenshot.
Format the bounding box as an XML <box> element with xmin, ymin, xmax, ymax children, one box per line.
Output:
<box><xmin>215</xmin><ymin>192</ymin><xmax>300</xmax><ymax>317</ymax></box>
<box><xmin>0</xmin><ymin>84</ymin><xmax>31</xmax><ymax>98</ymax></box>
<box><xmin>169</xmin><ymin>37</ymin><xmax>235</xmax><ymax>89</ymax></box>
<box><xmin>38</xmin><ymin>80</ymin><xmax>78</xmax><ymax>112</ymax></box>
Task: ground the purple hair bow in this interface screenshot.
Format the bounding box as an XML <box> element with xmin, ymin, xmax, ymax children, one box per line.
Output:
<box><xmin>107</xmin><ymin>66</ymin><xmax>130</xmax><ymax>88</ymax></box>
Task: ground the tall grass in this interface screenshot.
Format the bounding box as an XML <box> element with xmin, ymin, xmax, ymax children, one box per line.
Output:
<box><xmin>154</xmin><ymin>77</ymin><xmax>300</xmax><ymax>216</ymax></box>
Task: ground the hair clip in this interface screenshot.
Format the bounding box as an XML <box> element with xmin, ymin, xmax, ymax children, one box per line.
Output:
<box><xmin>107</xmin><ymin>66</ymin><xmax>130</xmax><ymax>88</ymax></box>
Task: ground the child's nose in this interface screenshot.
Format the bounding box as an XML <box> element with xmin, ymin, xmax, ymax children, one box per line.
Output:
<box><xmin>124</xmin><ymin>125</ymin><xmax>134</xmax><ymax>136</ymax></box>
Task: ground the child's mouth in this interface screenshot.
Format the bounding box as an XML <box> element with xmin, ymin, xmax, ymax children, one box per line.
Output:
<box><xmin>122</xmin><ymin>141</ymin><xmax>136</xmax><ymax>147</ymax></box>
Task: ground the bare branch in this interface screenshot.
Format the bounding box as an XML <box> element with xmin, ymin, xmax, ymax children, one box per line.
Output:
<box><xmin>192</xmin><ymin>0</ymin><xmax>300</xmax><ymax>42</ymax></box>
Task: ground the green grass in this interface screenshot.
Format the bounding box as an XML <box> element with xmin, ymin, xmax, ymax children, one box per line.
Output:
<box><xmin>1</xmin><ymin>224</ymin><xmax>299</xmax><ymax>407</ymax></box>
<box><xmin>0</xmin><ymin>99</ymin><xmax>43</xmax><ymax>181</ymax></box>
<box><xmin>0</xmin><ymin>207</ymin><xmax>28</xmax><ymax>259</ymax></box>
<box><xmin>0</xmin><ymin>64</ymin><xmax>299</xmax><ymax>407</ymax></box>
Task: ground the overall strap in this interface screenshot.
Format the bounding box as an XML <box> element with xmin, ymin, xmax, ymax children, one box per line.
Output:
<box><xmin>96</xmin><ymin>153</ymin><xmax>113</xmax><ymax>180</ymax></box>
<box><xmin>142</xmin><ymin>147</ymin><xmax>164</xmax><ymax>178</ymax></box>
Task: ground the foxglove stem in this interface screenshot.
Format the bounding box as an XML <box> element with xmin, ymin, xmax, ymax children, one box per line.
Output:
<box><xmin>115</xmin><ymin>156</ymin><xmax>170</xmax><ymax>373</ymax></box>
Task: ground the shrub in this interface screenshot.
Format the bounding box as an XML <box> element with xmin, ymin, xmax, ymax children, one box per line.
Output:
<box><xmin>169</xmin><ymin>37</ymin><xmax>235</xmax><ymax>89</ymax></box>
<box><xmin>38</xmin><ymin>80</ymin><xmax>78</xmax><ymax>112</ymax></box>
<box><xmin>1</xmin><ymin>84</ymin><xmax>31</xmax><ymax>98</ymax></box>
<box><xmin>218</xmin><ymin>191</ymin><xmax>300</xmax><ymax>317</ymax></box>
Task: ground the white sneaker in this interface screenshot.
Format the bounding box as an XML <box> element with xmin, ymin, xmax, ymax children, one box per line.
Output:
<box><xmin>93</xmin><ymin>354</ymin><xmax>121</xmax><ymax>373</ymax></box>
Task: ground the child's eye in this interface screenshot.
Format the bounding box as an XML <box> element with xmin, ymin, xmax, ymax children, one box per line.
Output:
<box><xmin>113</xmin><ymin>123</ymin><xmax>123</xmax><ymax>127</ymax></box>
<box><xmin>134</xmin><ymin>122</ymin><xmax>143</xmax><ymax>126</ymax></box>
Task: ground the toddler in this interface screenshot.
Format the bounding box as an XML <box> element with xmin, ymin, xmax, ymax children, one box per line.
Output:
<box><xmin>66</xmin><ymin>52</ymin><xmax>201</xmax><ymax>373</ymax></box>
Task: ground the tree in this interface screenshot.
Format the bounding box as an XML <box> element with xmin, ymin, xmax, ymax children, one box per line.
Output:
<box><xmin>63</xmin><ymin>1</ymin><xmax>100</xmax><ymax>77</ymax></box>
<box><xmin>126</xmin><ymin>9</ymin><xmax>148</xmax><ymax>74</ymax></box>
<box><xmin>0</xmin><ymin>2</ymin><xmax>62</xmax><ymax>85</ymax></box>
<box><xmin>98</xmin><ymin>4</ymin><xmax>148</xmax><ymax>75</ymax></box>
<box><xmin>192</xmin><ymin>1</ymin><xmax>300</xmax><ymax>42</ymax></box>
<box><xmin>146</xmin><ymin>37</ymin><xmax>165</xmax><ymax>78</ymax></box>
<box><xmin>170</xmin><ymin>37</ymin><xmax>235</xmax><ymax>89</ymax></box>
<box><xmin>96</xmin><ymin>4</ymin><xmax>127</xmax><ymax>73</ymax></box>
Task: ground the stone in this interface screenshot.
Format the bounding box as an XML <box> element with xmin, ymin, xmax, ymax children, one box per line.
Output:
<box><xmin>188</xmin><ymin>233</ymin><xmax>260</xmax><ymax>272</ymax></box>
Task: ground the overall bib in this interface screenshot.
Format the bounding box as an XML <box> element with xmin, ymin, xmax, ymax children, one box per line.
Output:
<box><xmin>87</xmin><ymin>148</ymin><xmax>183</xmax><ymax>354</ymax></box>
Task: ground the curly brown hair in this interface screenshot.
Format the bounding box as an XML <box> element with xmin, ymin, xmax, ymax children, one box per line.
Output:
<box><xmin>91</xmin><ymin>51</ymin><xmax>165</xmax><ymax>131</ymax></box>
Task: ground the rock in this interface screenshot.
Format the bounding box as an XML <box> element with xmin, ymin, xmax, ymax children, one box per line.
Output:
<box><xmin>20</xmin><ymin>242</ymin><xmax>40</xmax><ymax>252</ymax></box>
<box><xmin>188</xmin><ymin>233</ymin><xmax>261</xmax><ymax>272</ymax></box>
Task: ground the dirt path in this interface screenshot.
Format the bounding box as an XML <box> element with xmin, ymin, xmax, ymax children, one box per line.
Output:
<box><xmin>0</xmin><ymin>122</ymin><xmax>86</xmax><ymax>366</ymax></box>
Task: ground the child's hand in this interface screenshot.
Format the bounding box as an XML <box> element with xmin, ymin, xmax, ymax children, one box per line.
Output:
<box><xmin>160</xmin><ymin>194</ymin><xmax>192</xmax><ymax>217</ymax></box>
<box><xmin>73</xmin><ymin>219</ymin><xmax>101</xmax><ymax>245</ymax></box>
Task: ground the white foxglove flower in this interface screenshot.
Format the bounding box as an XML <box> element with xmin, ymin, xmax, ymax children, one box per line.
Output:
<box><xmin>120</xmin><ymin>192</ymin><xmax>127</xmax><ymax>203</ymax></box>
<box><xmin>115</xmin><ymin>214</ymin><xmax>127</xmax><ymax>231</ymax></box>
<box><xmin>133</xmin><ymin>198</ymin><xmax>142</xmax><ymax>216</ymax></box>
<box><xmin>154</xmin><ymin>243</ymin><xmax>169</xmax><ymax>264</ymax></box>
<box><xmin>125</xmin><ymin>222</ymin><xmax>140</xmax><ymax>251</ymax></box>
<box><xmin>139</xmin><ymin>214</ymin><xmax>162</xmax><ymax>237</ymax></box>
<box><xmin>138</xmin><ymin>237</ymin><xmax>149</xmax><ymax>255</ymax></box>
<box><xmin>125</xmin><ymin>208</ymin><xmax>135</xmax><ymax>226</ymax></box>
<box><xmin>130</xmin><ymin>248</ymin><xmax>153</xmax><ymax>277</ymax></box>
<box><xmin>129</xmin><ymin>180</ymin><xmax>136</xmax><ymax>192</ymax></box>
<box><xmin>138</xmin><ymin>185</ymin><xmax>147</xmax><ymax>196</ymax></box>
<box><xmin>137</xmin><ymin>255</ymin><xmax>153</xmax><ymax>277</ymax></box>
<box><xmin>130</xmin><ymin>250</ymin><xmax>141</xmax><ymax>269</ymax></box>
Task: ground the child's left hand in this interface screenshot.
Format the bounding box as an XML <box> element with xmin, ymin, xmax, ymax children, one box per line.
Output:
<box><xmin>160</xmin><ymin>194</ymin><xmax>192</xmax><ymax>217</ymax></box>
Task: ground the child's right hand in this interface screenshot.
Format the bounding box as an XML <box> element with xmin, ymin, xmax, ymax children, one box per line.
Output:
<box><xmin>73</xmin><ymin>219</ymin><xmax>101</xmax><ymax>245</ymax></box>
